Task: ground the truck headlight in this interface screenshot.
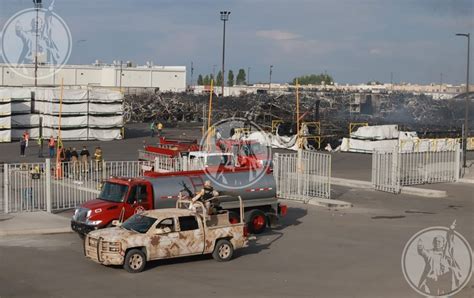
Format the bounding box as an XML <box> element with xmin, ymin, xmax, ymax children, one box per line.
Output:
<box><xmin>86</xmin><ymin>219</ymin><xmax>102</xmax><ymax>226</ymax></box>
<box><xmin>109</xmin><ymin>242</ymin><xmax>121</xmax><ymax>252</ymax></box>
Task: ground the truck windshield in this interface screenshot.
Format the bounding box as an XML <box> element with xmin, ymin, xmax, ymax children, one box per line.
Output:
<box><xmin>122</xmin><ymin>214</ymin><xmax>157</xmax><ymax>233</ymax></box>
<box><xmin>99</xmin><ymin>182</ymin><xmax>128</xmax><ymax>203</ymax></box>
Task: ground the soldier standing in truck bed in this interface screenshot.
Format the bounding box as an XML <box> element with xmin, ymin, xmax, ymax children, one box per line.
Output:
<box><xmin>191</xmin><ymin>180</ymin><xmax>219</xmax><ymax>216</ymax></box>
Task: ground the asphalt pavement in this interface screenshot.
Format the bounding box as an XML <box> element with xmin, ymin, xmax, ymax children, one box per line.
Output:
<box><xmin>0</xmin><ymin>188</ymin><xmax>473</xmax><ymax>297</ymax></box>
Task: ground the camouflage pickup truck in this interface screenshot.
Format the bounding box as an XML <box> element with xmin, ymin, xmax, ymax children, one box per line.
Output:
<box><xmin>84</xmin><ymin>197</ymin><xmax>249</xmax><ymax>273</ymax></box>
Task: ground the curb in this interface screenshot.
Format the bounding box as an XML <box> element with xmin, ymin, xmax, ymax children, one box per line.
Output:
<box><xmin>458</xmin><ymin>179</ymin><xmax>474</xmax><ymax>184</ymax></box>
<box><xmin>331</xmin><ymin>177</ymin><xmax>447</xmax><ymax>198</ymax></box>
<box><xmin>0</xmin><ymin>227</ymin><xmax>72</xmax><ymax>237</ymax></box>
<box><xmin>278</xmin><ymin>198</ymin><xmax>353</xmax><ymax>209</ymax></box>
<box><xmin>306</xmin><ymin>198</ymin><xmax>353</xmax><ymax>209</ymax></box>
<box><xmin>400</xmin><ymin>187</ymin><xmax>446</xmax><ymax>198</ymax></box>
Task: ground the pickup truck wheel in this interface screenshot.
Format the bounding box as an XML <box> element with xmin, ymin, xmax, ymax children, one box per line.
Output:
<box><xmin>124</xmin><ymin>249</ymin><xmax>146</xmax><ymax>273</ymax></box>
<box><xmin>212</xmin><ymin>239</ymin><xmax>234</xmax><ymax>262</ymax></box>
<box><xmin>245</xmin><ymin>210</ymin><xmax>267</xmax><ymax>234</ymax></box>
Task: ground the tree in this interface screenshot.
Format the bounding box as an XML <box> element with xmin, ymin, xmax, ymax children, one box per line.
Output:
<box><xmin>197</xmin><ymin>74</ymin><xmax>203</xmax><ymax>85</ymax></box>
<box><xmin>210</xmin><ymin>73</ymin><xmax>215</xmax><ymax>84</ymax></box>
<box><xmin>367</xmin><ymin>80</ymin><xmax>382</xmax><ymax>85</ymax></box>
<box><xmin>292</xmin><ymin>73</ymin><xmax>334</xmax><ymax>85</ymax></box>
<box><xmin>227</xmin><ymin>70</ymin><xmax>234</xmax><ymax>87</ymax></box>
<box><xmin>236</xmin><ymin>69</ymin><xmax>246</xmax><ymax>85</ymax></box>
<box><xmin>216</xmin><ymin>71</ymin><xmax>223</xmax><ymax>86</ymax></box>
<box><xmin>203</xmin><ymin>75</ymin><xmax>210</xmax><ymax>85</ymax></box>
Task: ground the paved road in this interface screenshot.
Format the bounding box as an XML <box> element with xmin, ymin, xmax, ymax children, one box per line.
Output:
<box><xmin>1</xmin><ymin>185</ymin><xmax>473</xmax><ymax>297</ymax></box>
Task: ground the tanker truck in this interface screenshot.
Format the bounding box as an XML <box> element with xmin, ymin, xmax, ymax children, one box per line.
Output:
<box><xmin>71</xmin><ymin>167</ymin><xmax>287</xmax><ymax>236</ymax></box>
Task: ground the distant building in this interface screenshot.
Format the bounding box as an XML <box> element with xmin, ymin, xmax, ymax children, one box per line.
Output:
<box><xmin>0</xmin><ymin>62</ymin><xmax>186</xmax><ymax>92</ymax></box>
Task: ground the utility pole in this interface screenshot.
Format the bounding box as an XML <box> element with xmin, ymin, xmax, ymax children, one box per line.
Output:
<box><xmin>220</xmin><ymin>11</ymin><xmax>231</xmax><ymax>96</ymax></box>
<box><xmin>440</xmin><ymin>72</ymin><xmax>443</xmax><ymax>94</ymax></box>
<box><xmin>390</xmin><ymin>72</ymin><xmax>393</xmax><ymax>91</ymax></box>
<box><xmin>269</xmin><ymin>65</ymin><xmax>273</xmax><ymax>92</ymax></box>
<box><xmin>119</xmin><ymin>60</ymin><xmax>123</xmax><ymax>92</ymax></box>
<box><xmin>34</xmin><ymin>0</ymin><xmax>42</xmax><ymax>87</ymax></box>
<box><xmin>455</xmin><ymin>33</ymin><xmax>470</xmax><ymax>168</ymax></box>
<box><xmin>190</xmin><ymin>61</ymin><xmax>194</xmax><ymax>88</ymax></box>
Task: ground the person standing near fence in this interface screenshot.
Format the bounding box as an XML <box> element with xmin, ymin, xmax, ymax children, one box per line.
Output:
<box><xmin>80</xmin><ymin>146</ymin><xmax>90</xmax><ymax>173</ymax></box>
<box><xmin>48</xmin><ymin>136</ymin><xmax>55</xmax><ymax>158</ymax></box>
<box><xmin>157</xmin><ymin>122</ymin><xmax>163</xmax><ymax>136</ymax></box>
<box><xmin>20</xmin><ymin>136</ymin><xmax>26</xmax><ymax>157</ymax></box>
<box><xmin>23</xmin><ymin>131</ymin><xmax>30</xmax><ymax>148</ymax></box>
<box><xmin>94</xmin><ymin>146</ymin><xmax>103</xmax><ymax>171</ymax></box>
<box><xmin>150</xmin><ymin>121</ymin><xmax>156</xmax><ymax>137</ymax></box>
<box><xmin>71</xmin><ymin>148</ymin><xmax>79</xmax><ymax>177</ymax></box>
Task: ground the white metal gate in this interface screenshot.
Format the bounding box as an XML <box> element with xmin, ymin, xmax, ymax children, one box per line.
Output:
<box><xmin>1</xmin><ymin>160</ymin><xmax>152</xmax><ymax>214</ymax></box>
<box><xmin>372</xmin><ymin>145</ymin><xmax>461</xmax><ymax>193</ymax></box>
<box><xmin>273</xmin><ymin>150</ymin><xmax>331</xmax><ymax>201</ymax></box>
<box><xmin>372</xmin><ymin>149</ymin><xmax>400</xmax><ymax>193</ymax></box>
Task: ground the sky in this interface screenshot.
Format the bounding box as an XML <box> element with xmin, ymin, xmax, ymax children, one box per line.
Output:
<box><xmin>0</xmin><ymin>0</ymin><xmax>473</xmax><ymax>84</ymax></box>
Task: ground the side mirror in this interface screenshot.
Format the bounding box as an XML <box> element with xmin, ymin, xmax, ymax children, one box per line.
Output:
<box><xmin>112</xmin><ymin>220</ymin><xmax>121</xmax><ymax>227</ymax></box>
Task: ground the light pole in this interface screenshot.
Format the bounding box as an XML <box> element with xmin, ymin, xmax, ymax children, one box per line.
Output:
<box><xmin>220</xmin><ymin>11</ymin><xmax>230</xmax><ymax>96</ymax></box>
<box><xmin>33</xmin><ymin>0</ymin><xmax>42</xmax><ymax>87</ymax></box>
<box><xmin>456</xmin><ymin>33</ymin><xmax>470</xmax><ymax>168</ymax></box>
<box><xmin>269</xmin><ymin>65</ymin><xmax>273</xmax><ymax>91</ymax></box>
<box><xmin>190</xmin><ymin>61</ymin><xmax>194</xmax><ymax>88</ymax></box>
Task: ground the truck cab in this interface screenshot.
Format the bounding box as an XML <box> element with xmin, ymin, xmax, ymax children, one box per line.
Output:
<box><xmin>187</xmin><ymin>151</ymin><xmax>235</xmax><ymax>168</ymax></box>
<box><xmin>71</xmin><ymin>178</ymin><xmax>154</xmax><ymax>235</ymax></box>
<box><xmin>84</xmin><ymin>199</ymin><xmax>248</xmax><ymax>273</ymax></box>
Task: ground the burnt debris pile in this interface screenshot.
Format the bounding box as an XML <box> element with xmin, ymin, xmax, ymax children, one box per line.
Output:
<box><xmin>124</xmin><ymin>91</ymin><xmax>473</xmax><ymax>137</ymax></box>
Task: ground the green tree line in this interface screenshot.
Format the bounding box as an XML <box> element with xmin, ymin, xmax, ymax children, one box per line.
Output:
<box><xmin>197</xmin><ymin>68</ymin><xmax>247</xmax><ymax>86</ymax></box>
<box><xmin>292</xmin><ymin>73</ymin><xmax>334</xmax><ymax>85</ymax></box>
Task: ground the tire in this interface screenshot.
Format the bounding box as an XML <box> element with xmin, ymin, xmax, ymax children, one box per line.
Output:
<box><xmin>245</xmin><ymin>209</ymin><xmax>267</xmax><ymax>234</ymax></box>
<box><xmin>228</xmin><ymin>211</ymin><xmax>240</xmax><ymax>224</ymax></box>
<box><xmin>123</xmin><ymin>249</ymin><xmax>147</xmax><ymax>273</ymax></box>
<box><xmin>212</xmin><ymin>239</ymin><xmax>234</xmax><ymax>262</ymax></box>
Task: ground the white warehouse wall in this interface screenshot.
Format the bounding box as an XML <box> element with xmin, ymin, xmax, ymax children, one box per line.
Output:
<box><xmin>0</xmin><ymin>64</ymin><xmax>186</xmax><ymax>91</ymax></box>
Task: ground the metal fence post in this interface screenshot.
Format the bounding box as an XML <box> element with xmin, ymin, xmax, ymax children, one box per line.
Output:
<box><xmin>297</xmin><ymin>149</ymin><xmax>303</xmax><ymax>198</ymax></box>
<box><xmin>102</xmin><ymin>160</ymin><xmax>107</xmax><ymax>181</ymax></box>
<box><xmin>183</xmin><ymin>156</ymin><xmax>188</xmax><ymax>171</ymax></box>
<box><xmin>154</xmin><ymin>157</ymin><xmax>159</xmax><ymax>173</ymax></box>
<box><xmin>4</xmin><ymin>163</ymin><xmax>9</xmax><ymax>213</ymax></box>
<box><xmin>455</xmin><ymin>143</ymin><xmax>461</xmax><ymax>181</ymax></box>
<box><xmin>45</xmin><ymin>159</ymin><xmax>52</xmax><ymax>213</ymax></box>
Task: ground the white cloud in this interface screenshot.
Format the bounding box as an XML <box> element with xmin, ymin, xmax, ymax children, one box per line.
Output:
<box><xmin>256</xmin><ymin>30</ymin><xmax>301</xmax><ymax>41</ymax></box>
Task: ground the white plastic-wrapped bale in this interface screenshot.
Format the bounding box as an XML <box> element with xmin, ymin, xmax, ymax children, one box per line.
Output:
<box><xmin>0</xmin><ymin>89</ymin><xmax>12</xmax><ymax>142</ymax></box>
<box><xmin>87</xmin><ymin>88</ymin><xmax>123</xmax><ymax>140</ymax></box>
